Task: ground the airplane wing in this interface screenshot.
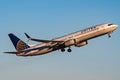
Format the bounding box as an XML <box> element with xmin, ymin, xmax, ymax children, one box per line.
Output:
<box><xmin>24</xmin><ymin>33</ymin><xmax>64</xmax><ymax>43</ymax></box>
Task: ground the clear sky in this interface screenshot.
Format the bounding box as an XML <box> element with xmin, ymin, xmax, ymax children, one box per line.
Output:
<box><xmin>0</xmin><ymin>0</ymin><xmax>120</xmax><ymax>80</ymax></box>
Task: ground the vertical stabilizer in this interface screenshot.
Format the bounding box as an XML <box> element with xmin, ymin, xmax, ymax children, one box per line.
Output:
<box><xmin>8</xmin><ymin>33</ymin><xmax>30</xmax><ymax>51</ymax></box>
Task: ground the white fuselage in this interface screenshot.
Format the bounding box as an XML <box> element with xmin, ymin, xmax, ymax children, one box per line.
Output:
<box><xmin>17</xmin><ymin>23</ymin><xmax>118</xmax><ymax>56</ymax></box>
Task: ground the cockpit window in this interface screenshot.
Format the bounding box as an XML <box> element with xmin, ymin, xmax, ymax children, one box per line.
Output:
<box><xmin>108</xmin><ymin>24</ymin><xmax>113</xmax><ymax>26</ymax></box>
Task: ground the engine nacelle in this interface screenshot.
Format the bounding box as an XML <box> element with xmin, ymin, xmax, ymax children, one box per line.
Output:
<box><xmin>75</xmin><ymin>41</ymin><xmax>88</xmax><ymax>47</ymax></box>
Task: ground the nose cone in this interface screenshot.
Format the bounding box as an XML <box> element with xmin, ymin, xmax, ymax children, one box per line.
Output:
<box><xmin>113</xmin><ymin>24</ymin><xmax>118</xmax><ymax>30</ymax></box>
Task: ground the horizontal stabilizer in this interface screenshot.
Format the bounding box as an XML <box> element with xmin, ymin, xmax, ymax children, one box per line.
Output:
<box><xmin>4</xmin><ymin>51</ymin><xmax>19</xmax><ymax>54</ymax></box>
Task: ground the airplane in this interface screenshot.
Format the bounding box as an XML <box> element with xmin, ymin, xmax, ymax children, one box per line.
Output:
<box><xmin>5</xmin><ymin>23</ymin><xmax>118</xmax><ymax>57</ymax></box>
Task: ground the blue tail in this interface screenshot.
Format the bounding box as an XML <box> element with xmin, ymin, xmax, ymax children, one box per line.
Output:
<box><xmin>8</xmin><ymin>33</ymin><xmax>30</xmax><ymax>51</ymax></box>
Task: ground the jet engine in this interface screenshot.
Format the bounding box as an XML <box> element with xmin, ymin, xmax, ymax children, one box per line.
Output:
<box><xmin>75</xmin><ymin>41</ymin><xmax>88</xmax><ymax>47</ymax></box>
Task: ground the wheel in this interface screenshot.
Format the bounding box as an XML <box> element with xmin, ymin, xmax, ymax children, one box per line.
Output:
<box><xmin>61</xmin><ymin>48</ymin><xmax>65</xmax><ymax>52</ymax></box>
<box><xmin>67</xmin><ymin>49</ymin><xmax>72</xmax><ymax>52</ymax></box>
<box><xmin>108</xmin><ymin>34</ymin><xmax>111</xmax><ymax>38</ymax></box>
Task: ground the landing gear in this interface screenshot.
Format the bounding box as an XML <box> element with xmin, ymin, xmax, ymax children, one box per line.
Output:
<box><xmin>67</xmin><ymin>48</ymin><xmax>72</xmax><ymax>52</ymax></box>
<box><xmin>67</xmin><ymin>47</ymin><xmax>72</xmax><ymax>52</ymax></box>
<box><xmin>108</xmin><ymin>32</ymin><xmax>113</xmax><ymax>38</ymax></box>
<box><xmin>61</xmin><ymin>48</ymin><xmax>65</xmax><ymax>52</ymax></box>
<box><xmin>108</xmin><ymin>34</ymin><xmax>111</xmax><ymax>38</ymax></box>
<box><xmin>61</xmin><ymin>48</ymin><xmax>72</xmax><ymax>52</ymax></box>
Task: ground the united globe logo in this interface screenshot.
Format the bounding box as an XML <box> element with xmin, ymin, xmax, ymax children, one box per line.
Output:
<box><xmin>16</xmin><ymin>40</ymin><xmax>29</xmax><ymax>51</ymax></box>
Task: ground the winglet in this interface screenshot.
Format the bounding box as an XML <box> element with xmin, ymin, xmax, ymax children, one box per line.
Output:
<box><xmin>24</xmin><ymin>33</ymin><xmax>31</xmax><ymax>40</ymax></box>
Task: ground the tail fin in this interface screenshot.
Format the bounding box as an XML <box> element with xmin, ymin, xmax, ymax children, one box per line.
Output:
<box><xmin>8</xmin><ymin>33</ymin><xmax>30</xmax><ymax>51</ymax></box>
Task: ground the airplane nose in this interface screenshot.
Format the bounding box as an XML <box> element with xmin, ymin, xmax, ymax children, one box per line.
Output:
<box><xmin>114</xmin><ymin>25</ymin><xmax>118</xmax><ymax>29</ymax></box>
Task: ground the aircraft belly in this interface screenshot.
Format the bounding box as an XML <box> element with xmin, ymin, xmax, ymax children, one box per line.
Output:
<box><xmin>32</xmin><ymin>48</ymin><xmax>53</xmax><ymax>55</ymax></box>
